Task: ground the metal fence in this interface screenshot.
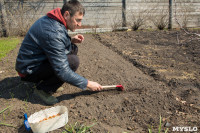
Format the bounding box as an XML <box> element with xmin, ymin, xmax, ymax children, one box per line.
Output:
<box><xmin>0</xmin><ymin>0</ymin><xmax>200</xmax><ymax>36</ymax></box>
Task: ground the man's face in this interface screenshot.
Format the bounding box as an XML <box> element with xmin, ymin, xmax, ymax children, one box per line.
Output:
<box><xmin>65</xmin><ymin>11</ymin><xmax>83</xmax><ymax>32</ymax></box>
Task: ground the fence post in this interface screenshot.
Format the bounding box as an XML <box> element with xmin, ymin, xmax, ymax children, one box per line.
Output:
<box><xmin>168</xmin><ymin>0</ymin><xmax>173</xmax><ymax>29</ymax></box>
<box><xmin>63</xmin><ymin>0</ymin><xmax>67</xmax><ymax>4</ymax></box>
<box><xmin>122</xmin><ymin>0</ymin><xmax>126</xmax><ymax>27</ymax></box>
<box><xmin>20</xmin><ymin>0</ymin><xmax>24</xmax><ymax>8</ymax></box>
<box><xmin>0</xmin><ymin>0</ymin><xmax>7</xmax><ymax>37</ymax></box>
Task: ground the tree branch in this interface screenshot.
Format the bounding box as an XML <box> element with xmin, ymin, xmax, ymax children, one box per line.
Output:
<box><xmin>174</xmin><ymin>0</ymin><xmax>200</xmax><ymax>37</ymax></box>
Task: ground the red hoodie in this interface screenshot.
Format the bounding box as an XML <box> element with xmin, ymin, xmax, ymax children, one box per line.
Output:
<box><xmin>47</xmin><ymin>8</ymin><xmax>67</xmax><ymax>29</ymax></box>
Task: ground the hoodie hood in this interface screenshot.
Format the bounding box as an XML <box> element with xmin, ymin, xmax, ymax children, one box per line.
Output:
<box><xmin>47</xmin><ymin>8</ymin><xmax>67</xmax><ymax>29</ymax></box>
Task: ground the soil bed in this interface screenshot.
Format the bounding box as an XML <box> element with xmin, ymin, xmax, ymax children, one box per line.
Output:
<box><xmin>0</xmin><ymin>30</ymin><xmax>199</xmax><ymax>133</ymax></box>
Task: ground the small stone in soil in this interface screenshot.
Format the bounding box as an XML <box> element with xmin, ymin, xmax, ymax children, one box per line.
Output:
<box><xmin>127</xmin><ymin>126</ymin><xmax>133</xmax><ymax>130</ymax></box>
<box><xmin>164</xmin><ymin>122</ymin><xmax>171</xmax><ymax>127</ymax></box>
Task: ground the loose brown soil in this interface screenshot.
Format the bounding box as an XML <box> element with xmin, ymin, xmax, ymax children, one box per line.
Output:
<box><xmin>0</xmin><ymin>30</ymin><xmax>200</xmax><ymax>133</ymax></box>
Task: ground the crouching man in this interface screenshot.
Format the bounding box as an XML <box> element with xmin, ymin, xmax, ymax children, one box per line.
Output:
<box><xmin>15</xmin><ymin>0</ymin><xmax>103</xmax><ymax>105</ymax></box>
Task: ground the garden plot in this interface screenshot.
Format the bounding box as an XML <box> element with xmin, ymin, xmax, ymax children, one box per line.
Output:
<box><xmin>0</xmin><ymin>30</ymin><xmax>199</xmax><ymax>133</ymax></box>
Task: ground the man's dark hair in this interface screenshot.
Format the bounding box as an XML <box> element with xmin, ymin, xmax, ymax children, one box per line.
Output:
<box><xmin>61</xmin><ymin>0</ymin><xmax>85</xmax><ymax>17</ymax></box>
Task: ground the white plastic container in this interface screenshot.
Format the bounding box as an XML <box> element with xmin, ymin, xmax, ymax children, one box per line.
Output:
<box><xmin>28</xmin><ymin>106</ymin><xmax>68</xmax><ymax>133</ymax></box>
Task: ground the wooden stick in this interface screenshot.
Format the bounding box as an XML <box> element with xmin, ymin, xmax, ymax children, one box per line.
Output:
<box><xmin>102</xmin><ymin>85</ymin><xmax>116</xmax><ymax>88</ymax></box>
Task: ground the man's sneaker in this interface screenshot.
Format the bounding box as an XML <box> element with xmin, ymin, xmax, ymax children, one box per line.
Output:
<box><xmin>56</xmin><ymin>87</ymin><xmax>64</xmax><ymax>93</ymax></box>
<box><xmin>33</xmin><ymin>88</ymin><xmax>58</xmax><ymax>105</ymax></box>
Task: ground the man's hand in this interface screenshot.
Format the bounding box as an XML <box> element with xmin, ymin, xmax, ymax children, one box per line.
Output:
<box><xmin>71</xmin><ymin>34</ymin><xmax>84</xmax><ymax>44</ymax></box>
<box><xmin>87</xmin><ymin>80</ymin><xmax>103</xmax><ymax>91</ymax></box>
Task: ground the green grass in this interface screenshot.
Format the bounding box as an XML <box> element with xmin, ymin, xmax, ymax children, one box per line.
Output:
<box><xmin>0</xmin><ymin>37</ymin><xmax>22</xmax><ymax>60</ymax></box>
<box><xmin>148</xmin><ymin>116</ymin><xmax>168</xmax><ymax>133</ymax></box>
<box><xmin>0</xmin><ymin>106</ymin><xmax>15</xmax><ymax>128</ymax></box>
<box><xmin>62</xmin><ymin>122</ymin><xmax>96</xmax><ymax>133</ymax></box>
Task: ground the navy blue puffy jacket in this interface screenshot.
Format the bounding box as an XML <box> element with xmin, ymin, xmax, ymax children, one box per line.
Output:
<box><xmin>15</xmin><ymin>16</ymin><xmax>88</xmax><ymax>89</ymax></box>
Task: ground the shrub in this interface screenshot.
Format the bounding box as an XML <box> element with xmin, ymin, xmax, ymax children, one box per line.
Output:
<box><xmin>150</xmin><ymin>6</ymin><xmax>168</xmax><ymax>30</ymax></box>
<box><xmin>110</xmin><ymin>12</ymin><xmax>123</xmax><ymax>32</ymax></box>
<box><xmin>130</xmin><ymin>9</ymin><xmax>150</xmax><ymax>31</ymax></box>
<box><xmin>1</xmin><ymin>0</ymin><xmax>45</xmax><ymax>36</ymax></box>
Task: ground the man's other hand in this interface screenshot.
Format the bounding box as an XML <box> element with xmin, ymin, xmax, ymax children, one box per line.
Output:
<box><xmin>71</xmin><ymin>34</ymin><xmax>84</xmax><ymax>43</ymax></box>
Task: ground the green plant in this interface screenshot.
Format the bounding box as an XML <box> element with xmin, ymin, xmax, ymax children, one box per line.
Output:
<box><xmin>0</xmin><ymin>106</ymin><xmax>15</xmax><ymax>128</ymax></box>
<box><xmin>9</xmin><ymin>92</ymin><xmax>14</xmax><ymax>99</ymax></box>
<box><xmin>26</xmin><ymin>89</ymin><xmax>30</xmax><ymax>100</ymax></box>
<box><xmin>62</xmin><ymin>122</ymin><xmax>95</xmax><ymax>133</ymax></box>
<box><xmin>0</xmin><ymin>106</ymin><xmax>10</xmax><ymax>114</ymax></box>
<box><xmin>23</xmin><ymin>99</ymin><xmax>28</xmax><ymax>112</ymax></box>
<box><xmin>148</xmin><ymin>116</ymin><xmax>168</xmax><ymax>133</ymax></box>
